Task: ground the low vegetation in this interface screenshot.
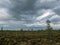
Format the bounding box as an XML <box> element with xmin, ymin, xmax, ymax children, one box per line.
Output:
<box><xmin>0</xmin><ymin>30</ymin><xmax>60</xmax><ymax>45</ymax></box>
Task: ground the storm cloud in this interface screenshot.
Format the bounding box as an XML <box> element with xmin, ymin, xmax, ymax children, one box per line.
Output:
<box><xmin>8</xmin><ymin>0</ymin><xmax>36</xmax><ymax>20</ymax></box>
<box><xmin>0</xmin><ymin>0</ymin><xmax>60</xmax><ymax>30</ymax></box>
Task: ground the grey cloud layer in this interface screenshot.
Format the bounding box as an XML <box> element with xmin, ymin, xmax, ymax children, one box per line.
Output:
<box><xmin>8</xmin><ymin>0</ymin><xmax>60</xmax><ymax>20</ymax></box>
<box><xmin>8</xmin><ymin>0</ymin><xmax>36</xmax><ymax>20</ymax></box>
<box><xmin>0</xmin><ymin>0</ymin><xmax>60</xmax><ymax>29</ymax></box>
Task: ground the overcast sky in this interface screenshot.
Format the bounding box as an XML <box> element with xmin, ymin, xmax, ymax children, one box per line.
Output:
<box><xmin>0</xmin><ymin>0</ymin><xmax>60</xmax><ymax>30</ymax></box>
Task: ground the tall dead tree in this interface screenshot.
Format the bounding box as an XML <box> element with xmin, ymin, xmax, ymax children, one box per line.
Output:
<box><xmin>46</xmin><ymin>20</ymin><xmax>53</xmax><ymax>44</ymax></box>
<box><xmin>1</xmin><ymin>27</ymin><xmax>3</xmax><ymax>31</ymax></box>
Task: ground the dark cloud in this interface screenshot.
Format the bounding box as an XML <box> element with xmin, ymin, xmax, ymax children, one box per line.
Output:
<box><xmin>53</xmin><ymin>8</ymin><xmax>60</xmax><ymax>15</ymax></box>
<box><xmin>7</xmin><ymin>0</ymin><xmax>60</xmax><ymax>21</ymax></box>
<box><xmin>35</xmin><ymin>0</ymin><xmax>59</xmax><ymax>10</ymax></box>
<box><xmin>51</xmin><ymin>17</ymin><xmax>60</xmax><ymax>24</ymax></box>
<box><xmin>7</xmin><ymin>0</ymin><xmax>60</xmax><ymax>24</ymax></box>
<box><xmin>0</xmin><ymin>0</ymin><xmax>60</xmax><ymax>29</ymax></box>
<box><xmin>0</xmin><ymin>0</ymin><xmax>12</xmax><ymax>8</ymax></box>
<box><xmin>8</xmin><ymin>0</ymin><xmax>36</xmax><ymax>20</ymax></box>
